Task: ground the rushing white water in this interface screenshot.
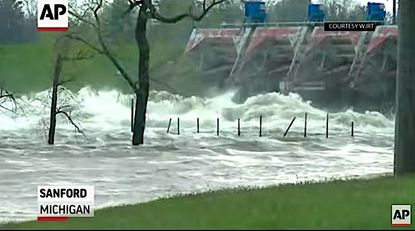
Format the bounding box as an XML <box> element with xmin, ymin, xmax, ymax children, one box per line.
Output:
<box><xmin>0</xmin><ymin>87</ymin><xmax>394</xmax><ymax>224</ymax></box>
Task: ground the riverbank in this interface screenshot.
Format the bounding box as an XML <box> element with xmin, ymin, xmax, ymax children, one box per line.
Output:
<box><xmin>3</xmin><ymin>173</ymin><xmax>414</xmax><ymax>229</ymax></box>
<box><xmin>0</xmin><ymin>33</ymin><xmax>210</xmax><ymax>97</ymax></box>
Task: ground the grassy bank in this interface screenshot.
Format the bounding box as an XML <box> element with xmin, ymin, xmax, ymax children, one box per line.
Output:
<box><xmin>0</xmin><ymin>32</ymin><xmax>206</xmax><ymax>96</ymax></box>
<box><xmin>0</xmin><ymin>33</ymin><xmax>135</xmax><ymax>94</ymax></box>
<box><xmin>3</xmin><ymin>174</ymin><xmax>415</xmax><ymax>229</ymax></box>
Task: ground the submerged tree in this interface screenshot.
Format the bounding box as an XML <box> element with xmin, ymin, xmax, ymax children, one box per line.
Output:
<box><xmin>68</xmin><ymin>0</ymin><xmax>226</xmax><ymax>145</ymax></box>
<box><xmin>0</xmin><ymin>86</ymin><xmax>18</xmax><ymax>112</ymax></box>
<box><xmin>47</xmin><ymin>37</ymin><xmax>89</xmax><ymax>145</ymax></box>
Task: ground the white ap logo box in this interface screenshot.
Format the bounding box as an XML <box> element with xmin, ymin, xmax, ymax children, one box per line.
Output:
<box><xmin>392</xmin><ymin>205</ymin><xmax>411</xmax><ymax>226</ymax></box>
<box><xmin>37</xmin><ymin>0</ymin><xmax>68</xmax><ymax>31</ymax></box>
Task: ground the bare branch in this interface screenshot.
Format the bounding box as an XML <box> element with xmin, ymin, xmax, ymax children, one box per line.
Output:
<box><xmin>65</xmin><ymin>33</ymin><xmax>105</xmax><ymax>54</ymax></box>
<box><xmin>57</xmin><ymin>104</ymin><xmax>72</xmax><ymax>112</ymax></box>
<box><xmin>92</xmin><ymin>0</ymin><xmax>104</xmax><ymax>28</ymax></box>
<box><xmin>62</xmin><ymin>49</ymin><xmax>95</xmax><ymax>62</ymax></box>
<box><xmin>150</xmin><ymin>0</ymin><xmax>227</xmax><ymax>23</ymax></box>
<box><xmin>0</xmin><ymin>87</ymin><xmax>20</xmax><ymax>113</ymax></box>
<box><xmin>67</xmin><ymin>34</ymin><xmax>137</xmax><ymax>91</ymax></box>
<box><xmin>69</xmin><ymin>10</ymin><xmax>97</xmax><ymax>29</ymax></box>
<box><xmin>67</xmin><ymin>0</ymin><xmax>183</xmax><ymax>96</ymax></box>
<box><xmin>67</xmin><ymin>0</ymin><xmax>138</xmax><ymax>93</ymax></box>
<box><xmin>57</xmin><ymin>85</ymin><xmax>79</xmax><ymax>104</ymax></box>
<box><xmin>123</xmin><ymin>0</ymin><xmax>142</xmax><ymax>17</ymax></box>
<box><xmin>56</xmin><ymin>110</ymin><xmax>86</xmax><ymax>138</ymax></box>
<box><xmin>57</xmin><ymin>77</ymin><xmax>75</xmax><ymax>87</ymax></box>
<box><xmin>89</xmin><ymin>0</ymin><xmax>135</xmax><ymax>89</ymax></box>
<box><xmin>0</xmin><ymin>104</ymin><xmax>12</xmax><ymax>112</ymax></box>
<box><xmin>0</xmin><ymin>94</ymin><xmax>13</xmax><ymax>100</ymax></box>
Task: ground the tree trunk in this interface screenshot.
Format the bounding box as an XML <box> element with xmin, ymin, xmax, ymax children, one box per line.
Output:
<box><xmin>48</xmin><ymin>54</ymin><xmax>63</xmax><ymax>145</ymax></box>
<box><xmin>394</xmin><ymin>0</ymin><xmax>415</xmax><ymax>175</ymax></box>
<box><xmin>132</xmin><ymin>3</ymin><xmax>150</xmax><ymax>145</ymax></box>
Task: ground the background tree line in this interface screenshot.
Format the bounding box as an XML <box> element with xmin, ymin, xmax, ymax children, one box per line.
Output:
<box><xmin>0</xmin><ymin>0</ymin><xmax>37</xmax><ymax>43</ymax></box>
<box><xmin>0</xmin><ymin>0</ymin><xmax>382</xmax><ymax>45</ymax></box>
<box><xmin>0</xmin><ymin>0</ymin><xmax>391</xmax><ymax>97</ymax></box>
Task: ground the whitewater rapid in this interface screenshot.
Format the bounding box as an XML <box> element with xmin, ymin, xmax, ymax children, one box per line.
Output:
<box><xmin>0</xmin><ymin>87</ymin><xmax>394</xmax><ymax>223</ymax></box>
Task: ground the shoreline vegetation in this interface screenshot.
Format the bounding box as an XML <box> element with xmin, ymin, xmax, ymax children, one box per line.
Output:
<box><xmin>0</xmin><ymin>32</ymin><xmax>209</xmax><ymax>98</ymax></box>
<box><xmin>0</xmin><ymin>0</ymin><xmax>377</xmax><ymax>98</ymax></box>
<box><xmin>2</xmin><ymin>173</ymin><xmax>414</xmax><ymax>229</ymax></box>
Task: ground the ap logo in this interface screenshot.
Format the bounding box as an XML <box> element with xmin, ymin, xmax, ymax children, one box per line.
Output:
<box><xmin>392</xmin><ymin>205</ymin><xmax>411</xmax><ymax>227</ymax></box>
<box><xmin>37</xmin><ymin>0</ymin><xmax>68</xmax><ymax>32</ymax></box>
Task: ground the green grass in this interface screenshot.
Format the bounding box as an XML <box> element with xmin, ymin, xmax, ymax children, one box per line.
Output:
<box><xmin>3</xmin><ymin>174</ymin><xmax>415</xmax><ymax>229</ymax></box>
<box><xmin>0</xmin><ymin>33</ymin><xmax>136</xmax><ymax>94</ymax></box>
<box><xmin>0</xmin><ymin>32</ymin><xmax>207</xmax><ymax>96</ymax></box>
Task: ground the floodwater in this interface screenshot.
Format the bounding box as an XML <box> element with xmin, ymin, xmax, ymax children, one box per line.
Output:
<box><xmin>0</xmin><ymin>88</ymin><xmax>394</xmax><ymax>223</ymax></box>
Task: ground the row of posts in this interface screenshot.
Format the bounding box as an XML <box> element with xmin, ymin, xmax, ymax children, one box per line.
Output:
<box><xmin>131</xmin><ymin>98</ymin><xmax>355</xmax><ymax>137</ymax></box>
<box><xmin>164</xmin><ymin>113</ymin><xmax>355</xmax><ymax>138</ymax></box>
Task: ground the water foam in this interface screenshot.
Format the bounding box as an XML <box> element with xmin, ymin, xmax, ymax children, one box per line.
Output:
<box><xmin>0</xmin><ymin>87</ymin><xmax>394</xmax><ymax>136</ymax></box>
<box><xmin>0</xmin><ymin>87</ymin><xmax>395</xmax><ymax>224</ymax></box>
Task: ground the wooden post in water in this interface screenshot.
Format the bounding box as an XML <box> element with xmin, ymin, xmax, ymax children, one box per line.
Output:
<box><xmin>304</xmin><ymin>113</ymin><xmax>307</xmax><ymax>138</ymax></box>
<box><xmin>238</xmin><ymin>118</ymin><xmax>241</xmax><ymax>136</ymax></box>
<box><xmin>216</xmin><ymin>118</ymin><xmax>220</xmax><ymax>136</ymax></box>
<box><xmin>284</xmin><ymin>117</ymin><xmax>296</xmax><ymax>137</ymax></box>
<box><xmin>131</xmin><ymin>98</ymin><xmax>134</xmax><ymax>133</ymax></box>
<box><xmin>166</xmin><ymin>118</ymin><xmax>172</xmax><ymax>133</ymax></box>
<box><xmin>394</xmin><ymin>0</ymin><xmax>415</xmax><ymax>175</ymax></box>
<box><xmin>326</xmin><ymin>113</ymin><xmax>329</xmax><ymax>138</ymax></box>
<box><xmin>259</xmin><ymin>115</ymin><xmax>262</xmax><ymax>137</ymax></box>
<box><xmin>197</xmin><ymin>118</ymin><xmax>200</xmax><ymax>133</ymax></box>
<box><xmin>351</xmin><ymin>121</ymin><xmax>354</xmax><ymax>137</ymax></box>
<box><xmin>177</xmin><ymin>117</ymin><xmax>180</xmax><ymax>135</ymax></box>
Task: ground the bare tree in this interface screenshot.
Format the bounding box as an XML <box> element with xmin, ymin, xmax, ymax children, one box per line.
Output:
<box><xmin>48</xmin><ymin>37</ymin><xmax>91</xmax><ymax>145</ymax></box>
<box><xmin>0</xmin><ymin>87</ymin><xmax>19</xmax><ymax>113</ymax></box>
<box><xmin>68</xmin><ymin>0</ymin><xmax>226</xmax><ymax>145</ymax></box>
